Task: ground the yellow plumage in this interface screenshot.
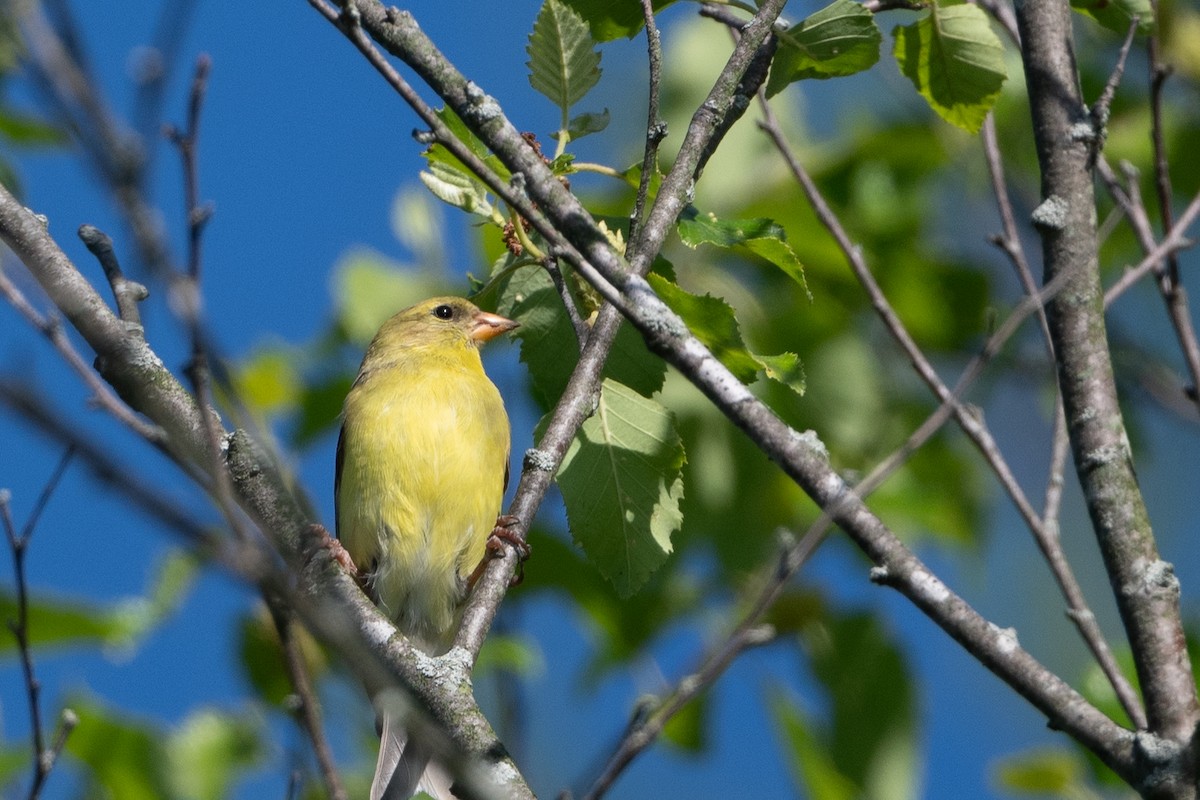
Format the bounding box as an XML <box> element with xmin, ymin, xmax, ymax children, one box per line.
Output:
<box><xmin>336</xmin><ymin>296</ymin><xmax>515</xmax><ymax>647</ymax></box>
<box><xmin>335</xmin><ymin>296</ymin><xmax>517</xmax><ymax>800</ymax></box>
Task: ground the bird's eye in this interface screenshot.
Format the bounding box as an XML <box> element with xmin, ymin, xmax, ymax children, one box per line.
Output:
<box><xmin>432</xmin><ymin>304</ymin><xmax>454</xmax><ymax>320</ymax></box>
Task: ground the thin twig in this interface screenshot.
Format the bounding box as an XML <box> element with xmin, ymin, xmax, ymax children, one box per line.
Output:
<box><xmin>1090</xmin><ymin>17</ymin><xmax>1139</xmax><ymax>132</ymax></box>
<box><xmin>268</xmin><ymin>602</ymin><xmax>348</xmax><ymax>800</ymax></box>
<box><xmin>1102</xmin><ymin>186</ymin><xmax>1200</xmax><ymax>306</ymax></box>
<box><xmin>78</xmin><ymin>225</ymin><xmax>148</xmax><ymax>326</ymax></box>
<box><xmin>3</xmin><ymin>448</ymin><xmax>76</xmax><ymax>800</ymax></box>
<box><xmin>1142</xmin><ymin>6</ymin><xmax>1200</xmax><ymax>407</ymax></box>
<box><xmin>163</xmin><ymin>53</ymin><xmax>213</xmax><ymax>282</ymax></box>
<box><xmin>0</xmin><ymin>263</ymin><xmax>163</xmax><ymax>444</ymax></box>
<box><xmin>583</xmin><ymin>515</ymin><xmax>845</xmax><ymax>799</ymax></box>
<box><xmin>580</xmin><ymin>624</ymin><xmax>776</xmax><ymax>800</ymax></box>
<box><xmin>757</xmin><ymin>100</ymin><xmax>1045</xmax><ymax>539</ymax></box>
<box><xmin>981</xmin><ymin>114</ymin><xmax>1052</xmax><ymax>354</ymax></box>
<box><xmin>544</xmin><ymin>257</ymin><xmax>590</xmax><ymax>346</ymax></box>
<box><xmin>164</xmin><ymin>56</ymin><xmax>254</xmax><ymax>545</ymax></box>
<box><xmin>18</xmin><ymin>6</ymin><xmax>175</xmax><ymax>277</ymax></box>
<box><xmin>981</xmin><ymin>113</ymin><xmax>1145</xmax><ymax>728</ymax></box>
<box><xmin>627</xmin><ymin>0</ymin><xmax>666</xmax><ymax>246</ymax></box>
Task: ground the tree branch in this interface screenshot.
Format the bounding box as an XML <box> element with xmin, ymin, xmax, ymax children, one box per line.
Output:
<box><xmin>315</xmin><ymin>0</ymin><xmax>1165</xmax><ymax>785</ymax></box>
<box><xmin>1015</xmin><ymin>0</ymin><xmax>1198</xmax><ymax>784</ymax></box>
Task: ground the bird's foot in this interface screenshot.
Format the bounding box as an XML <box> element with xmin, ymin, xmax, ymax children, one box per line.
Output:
<box><xmin>305</xmin><ymin>523</ymin><xmax>361</xmax><ymax>583</ymax></box>
<box><xmin>468</xmin><ymin>515</ymin><xmax>531</xmax><ymax>590</ymax></box>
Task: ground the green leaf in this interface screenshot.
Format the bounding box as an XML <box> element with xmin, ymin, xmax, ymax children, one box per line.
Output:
<box><xmin>68</xmin><ymin>697</ymin><xmax>171</xmax><ymax>800</ymax></box>
<box><xmin>806</xmin><ymin>612</ymin><xmax>919</xmax><ymax>799</ymax></box>
<box><xmin>1071</xmin><ymin>0</ymin><xmax>1154</xmax><ymax>35</ymax></box>
<box><xmin>566</xmin><ymin>108</ymin><xmax>611</xmax><ymax>141</ymax></box>
<box><xmin>0</xmin><ymin>551</ymin><xmax>196</xmax><ymax>656</ymax></box>
<box><xmin>419</xmin><ymin>160</ymin><xmax>494</xmax><ymax>218</ymax></box>
<box><xmin>238</xmin><ymin>604</ymin><xmax>329</xmax><ymax>708</ymax></box>
<box><xmin>648</xmin><ymin>273</ymin><xmax>804</xmax><ymax>394</ymax></box>
<box><xmin>892</xmin><ymin>3</ymin><xmax>1007</xmax><ymax>133</ymax></box>
<box><xmin>496</xmin><ymin>264</ymin><xmax>665</xmax><ymax>407</ymax></box>
<box><xmin>560</xmin><ymin>0</ymin><xmax>679</xmax><ymax>41</ymax></box>
<box><xmin>767</xmin><ymin>0</ymin><xmax>882</xmax><ymax>95</ymax></box>
<box><xmin>0</xmin><ymin>591</ymin><xmax>120</xmax><ymax>652</ymax></box>
<box><xmin>292</xmin><ymin>373</ymin><xmax>354</xmax><ymax>447</ymax></box>
<box><xmin>422</xmin><ymin>107</ymin><xmax>510</xmax><ymax>181</ymax></box>
<box><xmin>476</xmin><ymin>632</ymin><xmax>546</xmax><ymax>676</ymax></box>
<box><xmin>0</xmin><ymin>743</ymin><xmax>25</xmax><ymax>787</ymax></box>
<box><xmin>166</xmin><ymin>709</ymin><xmax>265</xmax><ymax>800</ymax></box>
<box><xmin>233</xmin><ymin>346</ymin><xmax>302</xmax><ymax>416</ymax></box>
<box><xmin>756</xmin><ymin>352</ymin><xmax>807</xmax><ymax>394</ymax></box>
<box><xmin>676</xmin><ymin>208</ymin><xmax>809</xmax><ymax>294</ymax></box>
<box><xmin>332</xmin><ymin>250</ymin><xmax>447</xmax><ymax>345</ymax></box>
<box><xmin>993</xmin><ymin>748</ymin><xmax>1084</xmax><ymax>794</ymax></box>
<box><xmin>556</xmin><ymin>379</ymin><xmax>684</xmax><ymax>596</ymax></box>
<box><xmin>770</xmin><ymin>688</ymin><xmax>858</xmax><ymax>800</ymax></box>
<box><xmin>527</xmin><ymin>0</ymin><xmax>602</xmax><ymax>115</ymax></box>
<box><xmin>496</xmin><ymin>262</ymin><xmax>581</xmax><ymax>407</ymax></box>
<box><xmin>0</xmin><ymin>109</ymin><xmax>68</xmax><ymax>146</ymax></box>
<box><xmin>662</xmin><ymin>694</ymin><xmax>708</xmax><ymax>752</ymax></box>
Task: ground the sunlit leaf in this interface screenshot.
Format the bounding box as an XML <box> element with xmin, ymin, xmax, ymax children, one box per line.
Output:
<box><xmin>676</xmin><ymin>208</ymin><xmax>808</xmax><ymax>293</ymax></box>
<box><xmin>767</xmin><ymin>0</ymin><xmax>882</xmax><ymax>95</ymax></box>
<box><xmin>560</xmin><ymin>0</ymin><xmax>679</xmax><ymax>41</ymax></box>
<box><xmin>663</xmin><ymin>694</ymin><xmax>709</xmax><ymax>752</ymax></box>
<box><xmin>556</xmin><ymin>379</ymin><xmax>684</xmax><ymax>596</ymax></box>
<box><xmin>648</xmin><ymin>273</ymin><xmax>804</xmax><ymax>394</ymax></box>
<box><xmin>68</xmin><ymin>697</ymin><xmax>170</xmax><ymax>800</ymax></box>
<box><xmin>419</xmin><ymin>160</ymin><xmax>494</xmax><ymax>218</ymax></box>
<box><xmin>233</xmin><ymin>347</ymin><xmax>301</xmax><ymax>416</ymax></box>
<box><xmin>527</xmin><ymin>0</ymin><xmax>602</xmax><ymax>114</ymax></box>
<box><xmin>892</xmin><ymin>3</ymin><xmax>1007</xmax><ymax>133</ymax></box>
<box><xmin>332</xmin><ymin>251</ymin><xmax>447</xmax><ymax>344</ymax></box>
<box><xmin>993</xmin><ymin>748</ymin><xmax>1084</xmax><ymax>793</ymax></box>
<box><xmin>770</xmin><ymin>688</ymin><xmax>858</xmax><ymax>800</ymax></box>
<box><xmin>476</xmin><ymin>632</ymin><xmax>546</xmax><ymax>676</ymax></box>
<box><xmin>166</xmin><ymin>709</ymin><xmax>265</xmax><ymax>800</ymax></box>
<box><xmin>1071</xmin><ymin>0</ymin><xmax>1154</xmax><ymax>34</ymax></box>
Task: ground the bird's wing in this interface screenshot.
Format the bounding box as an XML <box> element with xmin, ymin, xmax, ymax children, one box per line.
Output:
<box><xmin>334</xmin><ymin>423</ymin><xmax>346</xmax><ymax>538</ymax></box>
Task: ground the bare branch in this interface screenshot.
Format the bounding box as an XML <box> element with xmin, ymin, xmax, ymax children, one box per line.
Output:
<box><xmin>0</xmin><ymin>261</ymin><xmax>163</xmax><ymax>444</ymax></box>
<box><xmin>628</xmin><ymin>0</ymin><xmax>666</xmax><ymax>244</ymax></box>
<box><xmin>1017</xmin><ymin>0</ymin><xmax>1199</xmax><ymax>767</ymax></box>
<box><xmin>268</xmin><ymin>603</ymin><xmax>349</xmax><ymax>800</ymax></box>
<box><xmin>981</xmin><ymin>113</ymin><xmax>1146</xmax><ymax>729</ymax></box>
<box><xmin>3</xmin><ymin>448</ymin><xmax>76</xmax><ymax>800</ymax></box>
<box><xmin>1102</xmin><ymin>185</ymin><xmax>1200</xmax><ymax>305</ymax></box>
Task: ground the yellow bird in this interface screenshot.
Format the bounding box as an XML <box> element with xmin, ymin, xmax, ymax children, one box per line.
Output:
<box><xmin>335</xmin><ymin>296</ymin><xmax>518</xmax><ymax>800</ymax></box>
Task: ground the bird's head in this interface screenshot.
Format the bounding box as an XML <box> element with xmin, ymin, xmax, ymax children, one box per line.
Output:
<box><xmin>366</xmin><ymin>297</ymin><xmax>519</xmax><ymax>362</ymax></box>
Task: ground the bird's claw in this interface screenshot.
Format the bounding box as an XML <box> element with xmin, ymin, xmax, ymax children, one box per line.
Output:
<box><xmin>467</xmin><ymin>515</ymin><xmax>531</xmax><ymax>590</ymax></box>
<box><xmin>306</xmin><ymin>523</ymin><xmax>362</xmax><ymax>585</ymax></box>
<box><xmin>487</xmin><ymin>515</ymin><xmax>531</xmax><ymax>560</ymax></box>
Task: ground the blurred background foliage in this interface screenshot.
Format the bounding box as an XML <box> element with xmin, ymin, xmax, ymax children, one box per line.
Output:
<box><xmin>1</xmin><ymin>0</ymin><xmax>1199</xmax><ymax>798</ymax></box>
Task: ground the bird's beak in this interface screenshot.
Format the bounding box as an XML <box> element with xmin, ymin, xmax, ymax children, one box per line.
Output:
<box><xmin>469</xmin><ymin>310</ymin><xmax>519</xmax><ymax>343</ymax></box>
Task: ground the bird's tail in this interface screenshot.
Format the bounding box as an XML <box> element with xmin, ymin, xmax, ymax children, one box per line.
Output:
<box><xmin>371</xmin><ymin>707</ymin><xmax>455</xmax><ymax>800</ymax></box>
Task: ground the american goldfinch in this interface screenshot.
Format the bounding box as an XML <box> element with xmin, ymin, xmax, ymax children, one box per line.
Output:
<box><xmin>335</xmin><ymin>296</ymin><xmax>518</xmax><ymax>800</ymax></box>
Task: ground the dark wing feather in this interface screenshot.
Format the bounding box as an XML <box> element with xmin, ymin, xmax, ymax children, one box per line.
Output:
<box><xmin>334</xmin><ymin>423</ymin><xmax>346</xmax><ymax>538</ymax></box>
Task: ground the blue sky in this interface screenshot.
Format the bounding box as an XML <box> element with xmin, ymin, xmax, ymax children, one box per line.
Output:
<box><xmin>2</xmin><ymin>2</ymin><xmax>1197</xmax><ymax>799</ymax></box>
